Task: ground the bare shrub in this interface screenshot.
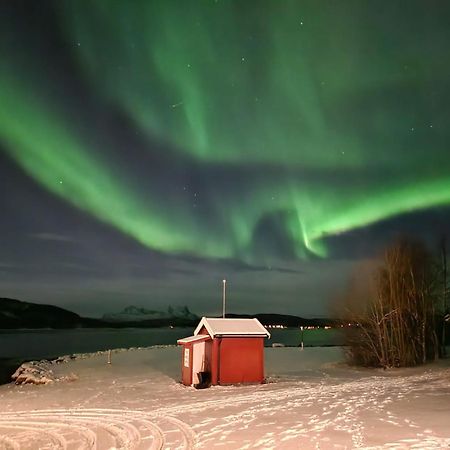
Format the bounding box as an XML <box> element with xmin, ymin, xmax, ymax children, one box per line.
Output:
<box><xmin>340</xmin><ymin>239</ymin><xmax>439</xmax><ymax>368</ymax></box>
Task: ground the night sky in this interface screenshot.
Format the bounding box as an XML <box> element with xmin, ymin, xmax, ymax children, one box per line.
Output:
<box><xmin>1</xmin><ymin>1</ymin><xmax>450</xmax><ymax>317</ymax></box>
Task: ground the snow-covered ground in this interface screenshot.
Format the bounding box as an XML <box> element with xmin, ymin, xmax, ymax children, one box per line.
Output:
<box><xmin>0</xmin><ymin>346</ymin><xmax>449</xmax><ymax>449</ymax></box>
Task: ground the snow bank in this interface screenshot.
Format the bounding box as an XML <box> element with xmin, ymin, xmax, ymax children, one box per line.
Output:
<box><xmin>0</xmin><ymin>346</ymin><xmax>449</xmax><ymax>449</ymax></box>
<box><xmin>12</xmin><ymin>360</ymin><xmax>67</xmax><ymax>385</ymax></box>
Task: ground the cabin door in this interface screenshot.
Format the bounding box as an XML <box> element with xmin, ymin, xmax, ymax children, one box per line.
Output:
<box><xmin>192</xmin><ymin>342</ymin><xmax>206</xmax><ymax>384</ymax></box>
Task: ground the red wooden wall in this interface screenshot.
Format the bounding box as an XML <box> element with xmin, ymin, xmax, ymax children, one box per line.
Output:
<box><xmin>218</xmin><ymin>337</ymin><xmax>264</xmax><ymax>384</ymax></box>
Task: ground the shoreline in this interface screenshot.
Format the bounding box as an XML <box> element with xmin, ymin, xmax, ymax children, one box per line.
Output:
<box><xmin>0</xmin><ymin>345</ymin><xmax>177</xmax><ymax>386</ymax></box>
<box><xmin>0</xmin><ymin>357</ymin><xmax>26</xmax><ymax>385</ymax></box>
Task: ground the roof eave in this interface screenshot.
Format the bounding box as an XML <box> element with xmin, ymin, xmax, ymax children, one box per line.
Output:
<box><xmin>177</xmin><ymin>334</ymin><xmax>211</xmax><ymax>345</ymax></box>
<box><xmin>214</xmin><ymin>333</ymin><xmax>270</xmax><ymax>338</ymax></box>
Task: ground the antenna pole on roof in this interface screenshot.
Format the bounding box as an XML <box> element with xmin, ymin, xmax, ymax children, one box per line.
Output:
<box><xmin>222</xmin><ymin>279</ymin><xmax>227</xmax><ymax>318</ymax></box>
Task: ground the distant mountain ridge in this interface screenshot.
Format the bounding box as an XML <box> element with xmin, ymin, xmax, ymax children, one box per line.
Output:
<box><xmin>225</xmin><ymin>313</ymin><xmax>337</xmax><ymax>328</ymax></box>
<box><xmin>102</xmin><ymin>305</ymin><xmax>199</xmax><ymax>322</ymax></box>
<box><xmin>0</xmin><ymin>297</ymin><xmax>336</xmax><ymax>329</ymax></box>
<box><xmin>0</xmin><ymin>298</ymin><xmax>200</xmax><ymax>329</ymax></box>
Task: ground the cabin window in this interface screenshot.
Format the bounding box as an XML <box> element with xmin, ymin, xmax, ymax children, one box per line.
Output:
<box><xmin>184</xmin><ymin>348</ymin><xmax>190</xmax><ymax>367</ymax></box>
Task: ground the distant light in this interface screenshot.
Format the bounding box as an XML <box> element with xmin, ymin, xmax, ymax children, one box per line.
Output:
<box><xmin>223</xmin><ymin>279</ymin><xmax>226</xmax><ymax>283</ymax></box>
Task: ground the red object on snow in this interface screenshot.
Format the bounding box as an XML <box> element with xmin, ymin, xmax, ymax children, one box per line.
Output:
<box><xmin>177</xmin><ymin>317</ymin><xmax>270</xmax><ymax>386</ymax></box>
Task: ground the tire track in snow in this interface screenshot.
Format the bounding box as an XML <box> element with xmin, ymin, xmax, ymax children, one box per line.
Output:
<box><xmin>0</xmin><ymin>409</ymin><xmax>196</xmax><ymax>450</ymax></box>
<box><xmin>0</xmin><ymin>423</ymin><xmax>68</xmax><ymax>449</ymax></box>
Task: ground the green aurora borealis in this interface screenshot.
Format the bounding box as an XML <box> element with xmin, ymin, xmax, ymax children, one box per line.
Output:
<box><xmin>1</xmin><ymin>0</ymin><xmax>450</xmax><ymax>265</ymax></box>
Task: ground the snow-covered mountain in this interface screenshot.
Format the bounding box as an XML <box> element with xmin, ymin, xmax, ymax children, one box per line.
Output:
<box><xmin>102</xmin><ymin>305</ymin><xmax>198</xmax><ymax>323</ymax></box>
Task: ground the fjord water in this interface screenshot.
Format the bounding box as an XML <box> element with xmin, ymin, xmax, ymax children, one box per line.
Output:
<box><xmin>0</xmin><ymin>327</ymin><xmax>343</xmax><ymax>359</ymax></box>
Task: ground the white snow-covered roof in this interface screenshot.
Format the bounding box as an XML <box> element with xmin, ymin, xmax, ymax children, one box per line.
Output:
<box><xmin>177</xmin><ymin>335</ymin><xmax>211</xmax><ymax>345</ymax></box>
<box><xmin>194</xmin><ymin>317</ymin><xmax>270</xmax><ymax>338</ymax></box>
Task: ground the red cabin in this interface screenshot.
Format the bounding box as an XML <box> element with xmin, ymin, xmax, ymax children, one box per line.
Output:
<box><xmin>177</xmin><ymin>317</ymin><xmax>270</xmax><ymax>387</ymax></box>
